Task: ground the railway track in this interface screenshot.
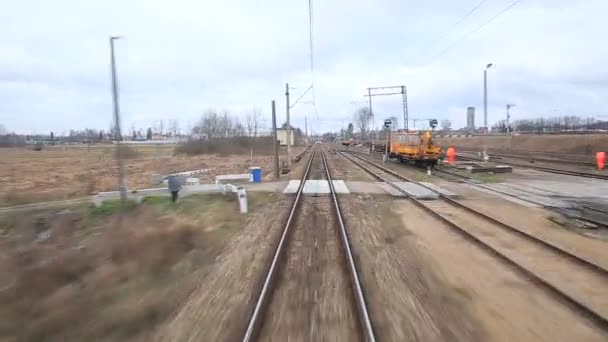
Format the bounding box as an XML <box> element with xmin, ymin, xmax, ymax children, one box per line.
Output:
<box><xmin>457</xmin><ymin>154</ymin><xmax>608</xmax><ymax>180</ymax></box>
<box><xmin>460</xmin><ymin>150</ymin><xmax>596</xmax><ymax>167</ymax></box>
<box><xmin>356</xmin><ymin>150</ymin><xmax>608</xmax><ymax>229</ymax></box>
<box><xmin>242</xmin><ymin>147</ymin><xmax>375</xmax><ymax>341</ymax></box>
<box><xmin>340</xmin><ymin>151</ymin><xmax>608</xmax><ymax>333</ymax></box>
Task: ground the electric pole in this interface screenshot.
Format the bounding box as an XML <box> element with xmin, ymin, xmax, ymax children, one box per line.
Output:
<box><xmin>401</xmin><ymin>85</ymin><xmax>408</xmax><ymax>130</ymax></box>
<box><xmin>484</xmin><ymin>63</ymin><xmax>493</xmax><ymax>131</ymax></box>
<box><xmin>285</xmin><ymin>83</ymin><xmax>291</xmax><ymax>170</ymax></box>
<box><xmin>305</xmin><ymin>115</ymin><xmax>308</xmax><ymax>143</ymax></box>
<box><xmin>272</xmin><ymin>101</ymin><xmax>279</xmax><ymax>179</ymax></box>
<box><xmin>110</xmin><ymin>36</ymin><xmax>127</xmax><ymax>206</ymax></box>
<box><xmin>367</xmin><ymin>88</ymin><xmax>373</xmax><ymax>141</ymax></box>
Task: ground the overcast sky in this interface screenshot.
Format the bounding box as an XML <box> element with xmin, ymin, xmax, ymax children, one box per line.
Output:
<box><xmin>1</xmin><ymin>0</ymin><xmax>607</xmax><ymax>134</ymax></box>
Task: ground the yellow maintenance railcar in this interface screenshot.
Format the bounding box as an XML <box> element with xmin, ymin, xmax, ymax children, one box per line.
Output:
<box><xmin>387</xmin><ymin>130</ymin><xmax>442</xmax><ymax>166</ymax></box>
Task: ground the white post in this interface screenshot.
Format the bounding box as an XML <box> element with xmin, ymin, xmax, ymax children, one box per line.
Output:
<box><xmin>237</xmin><ymin>187</ymin><xmax>248</xmax><ymax>214</ymax></box>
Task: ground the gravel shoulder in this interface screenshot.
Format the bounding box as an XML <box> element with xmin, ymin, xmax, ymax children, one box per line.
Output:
<box><xmin>325</xmin><ymin>149</ymin><xmax>376</xmax><ymax>181</ymax></box>
<box><xmin>421</xmin><ymin>199</ymin><xmax>608</xmax><ymax>321</ymax></box>
<box><xmin>454</xmin><ymin>195</ymin><xmax>608</xmax><ymax>269</ymax></box>
<box><xmin>392</xmin><ymin>199</ymin><xmax>608</xmax><ymax>341</ymax></box>
<box><xmin>341</xmin><ymin>195</ymin><xmax>483</xmax><ymax>341</ymax></box>
<box><xmin>352</xmin><ymin>152</ymin><xmax>608</xmax><ymax>271</ymax></box>
<box><xmin>154</xmin><ymin>194</ymin><xmax>290</xmax><ymax>341</ymax></box>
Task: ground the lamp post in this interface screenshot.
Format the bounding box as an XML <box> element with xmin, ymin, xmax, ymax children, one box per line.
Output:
<box><xmin>484</xmin><ymin>63</ymin><xmax>493</xmax><ymax>131</ymax></box>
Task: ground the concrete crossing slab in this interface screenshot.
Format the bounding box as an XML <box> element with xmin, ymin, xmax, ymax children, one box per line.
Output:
<box><xmin>282</xmin><ymin>180</ymin><xmax>301</xmax><ymax>194</ymax></box>
<box><xmin>377</xmin><ymin>182</ymin><xmax>407</xmax><ymax>197</ymax></box>
<box><xmin>418</xmin><ymin>182</ymin><xmax>457</xmax><ymax>197</ymax></box>
<box><xmin>332</xmin><ymin>180</ymin><xmax>350</xmax><ymax>194</ymax></box>
<box><xmin>303</xmin><ymin>180</ymin><xmax>331</xmax><ymax>194</ymax></box>
<box><xmin>345</xmin><ymin>181</ymin><xmax>387</xmax><ymax>194</ymax></box>
<box><xmin>392</xmin><ymin>182</ymin><xmax>439</xmax><ymax>200</ymax></box>
<box><xmin>282</xmin><ymin>180</ymin><xmax>351</xmax><ymax>194</ymax></box>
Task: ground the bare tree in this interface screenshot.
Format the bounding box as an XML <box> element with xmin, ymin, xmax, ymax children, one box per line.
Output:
<box><xmin>218</xmin><ymin>111</ymin><xmax>232</xmax><ymax>137</ymax></box>
<box><xmin>252</xmin><ymin>108</ymin><xmax>261</xmax><ymax>137</ymax></box>
<box><xmin>440</xmin><ymin>119</ymin><xmax>452</xmax><ymax>131</ymax></box>
<box><xmin>353</xmin><ymin>107</ymin><xmax>372</xmax><ymax>139</ymax></box>
<box><xmin>245</xmin><ymin>113</ymin><xmax>254</xmax><ymax>137</ymax></box>
<box><xmin>192</xmin><ymin>109</ymin><xmax>250</xmax><ymax>139</ymax></box>
<box><xmin>234</xmin><ymin>119</ymin><xmax>245</xmax><ymax>137</ymax></box>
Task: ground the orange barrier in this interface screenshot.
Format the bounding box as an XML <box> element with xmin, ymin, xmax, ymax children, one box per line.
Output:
<box><xmin>596</xmin><ymin>152</ymin><xmax>605</xmax><ymax>170</ymax></box>
<box><xmin>446</xmin><ymin>146</ymin><xmax>456</xmax><ymax>165</ymax></box>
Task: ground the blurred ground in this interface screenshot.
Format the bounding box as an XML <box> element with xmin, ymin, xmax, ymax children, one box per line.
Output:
<box><xmin>0</xmin><ymin>192</ymin><xmax>277</xmax><ymax>341</ymax></box>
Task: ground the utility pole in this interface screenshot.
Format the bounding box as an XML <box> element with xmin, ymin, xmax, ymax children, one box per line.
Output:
<box><xmin>110</xmin><ymin>36</ymin><xmax>126</xmax><ymax>206</ymax></box>
<box><xmin>285</xmin><ymin>83</ymin><xmax>291</xmax><ymax>170</ymax></box>
<box><xmin>305</xmin><ymin>115</ymin><xmax>308</xmax><ymax>143</ymax></box>
<box><xmin>401</xmin><ymin>85</ymin><xmax>408</xmax><ymax>130</ymax></box>
<box><xmin>484</xmin><ymin>63</ymin><xmax>493</xmax><ymax>131</ymax></box>
<box><xmin>272</xmin><ymin>101</ymin><xmax>279</xmax><ymax>179</ymax></box>
<box><xmin>367</xmin><ymin>88</ymin><xmax>373</xmax><ymax>141</ymax></box>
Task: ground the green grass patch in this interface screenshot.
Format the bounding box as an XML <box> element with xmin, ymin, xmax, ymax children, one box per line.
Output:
<box><xmin>89</xmin><ymin>199</ymin><xmax>137</xmax><ymax>216</ymax></box>
<box><xmin>442</xmin><ymin>167</ymin><xmax>502</xmax><ymax>183</ymax></box>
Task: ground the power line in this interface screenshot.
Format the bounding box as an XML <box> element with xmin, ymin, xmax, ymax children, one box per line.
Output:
<box><xmin>430</xmin><ymin>0</ymin><xmax>523</xmax><ymax>62</ymax></box>
<box><xmin>430</xmin><ymin>0</ymin><xmax>491</xmax><ymax>49</ymax></box>
<box><xmin>307</xmin><ymin>0</ymin><xmax>320</xmax><ymax>119</ymax></box>
<box><xmin>290</xmin><ymin>84</ymin><xmax>313</xmax><ymax>108</ymax></box>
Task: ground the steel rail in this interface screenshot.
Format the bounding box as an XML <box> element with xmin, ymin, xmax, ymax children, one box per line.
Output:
<box><xmin>346</xmin><ymin>152</ymin><xmax>608</xmax><ymax>276</ymax></box>
<box><xmin>340</xmin><ymin>151</ymin><xmax>608</xmax><ymax>332</ymax></box>
<box><xmin>242</xmin><ymin>148</ymin><xmax>317</xmax><ymax>342</ymax></box>
<box><xmin>321</xmin><ymin>151</ymin><xmax>376</xmax><ymax>342</ymax></box>
<box><xmin>457</xmin><ymin>155</ymin><xmax>608</xmax><ymax>180</ymax></box>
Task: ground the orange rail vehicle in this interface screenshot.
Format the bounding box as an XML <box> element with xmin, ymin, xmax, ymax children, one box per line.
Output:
<box><xmin>387</xmin><ymin>130</ymin><xmax>442</xmax><ymax>166</ymax></box>
<box><xmin>341</xmin><ymin>139</ymin><xmax>353</xmax><ymax>146</ymax></box>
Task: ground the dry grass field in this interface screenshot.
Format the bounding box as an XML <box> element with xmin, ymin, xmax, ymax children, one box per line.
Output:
<box><xmin>0</xmin><ymin>143</ymin><xmax>302</xmax><ymax>206</ymax></box>
<box><xmin>0</xmin><ymin>192</ymin><xmax>278</xmax><ymax>341</ymax></box>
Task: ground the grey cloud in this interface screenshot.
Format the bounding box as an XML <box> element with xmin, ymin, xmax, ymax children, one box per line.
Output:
<box><xmin>1</xmin><ymin>0</ymin><xmax>607</xmax><ymax>133</ymax></box>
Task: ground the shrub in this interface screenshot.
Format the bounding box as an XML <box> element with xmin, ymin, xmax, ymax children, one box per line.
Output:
<box><xmin>174</xmin><ymin>136</ymin><xmax>275</xmax><ymax>155</ymax></box>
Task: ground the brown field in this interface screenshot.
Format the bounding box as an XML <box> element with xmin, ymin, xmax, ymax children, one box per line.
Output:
<box><xmin>436</xmin><ymin>134</ymin><xmax>608</xmax><ymax>154</ymax></box>
<box><xmin>0</xmin><ymin>144</ymin><xmax>303</xmax><ymax>206</ymax></box>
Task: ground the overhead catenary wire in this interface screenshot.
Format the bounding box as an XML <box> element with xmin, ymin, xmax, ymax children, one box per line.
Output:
<box><xmin>290</xmin><ymin>84</ymin><xmax>313</xmax><ymax>109</ymax></box>
<box><xmin>429</xmin><ymin>0</ymin><xmax>492</xmax><ymax>49</ymax></box>
<box><xmin>308</xmin><ymin>0</ymin><xmax>320</xmax><ymax>120</ymax></box>
<box><xmin>430</xmin><ymin>0</ymin><xmax>523</xmax><ymax>62</ymax></box>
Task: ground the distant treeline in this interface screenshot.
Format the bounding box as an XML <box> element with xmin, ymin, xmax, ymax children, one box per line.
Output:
<box><xmin>0</xmin><ymin>129</ymin><xmax>109</xmax><ymax>147</ymax></box>
<box><xmin>493</xmin><ymin>116</ymin><xmax>608</xmax><ymax>133</ymax></box>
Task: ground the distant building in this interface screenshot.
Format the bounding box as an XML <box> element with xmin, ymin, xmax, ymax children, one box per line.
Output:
<box><xmin>276</xmin><ymin>129</ymin><xmax>295</xmax><ymax>146</ymax></box>
<box><xmin>467</xmin><ymin>107</ymin><xmax>475</xmax><ymax>132</ymax></box>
